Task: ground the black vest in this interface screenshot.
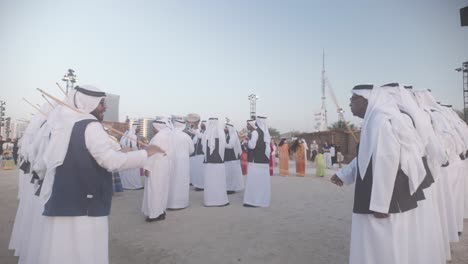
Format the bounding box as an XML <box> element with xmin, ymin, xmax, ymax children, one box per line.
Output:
<box><xmin>43</xmin><ymin>119</ymin><xmax>113</xmax><ymax>217</ymax></box>
<box><xmin>203</xmin><ymin>138</ymin><xmax>224</xmax><ymax>164</ymax></box>
<box><xmin>247</xmin><ymin>129</ymin><xmax>269</xmax><ymax>164</ymax></box>
<box><xmin>224</xmin><ymin>135</ymin><xmax>239</xmax><ymax>162</ymax></box>
<box><xmin>353</xmin><ymin>144</ymin><xmax>419</xmax><ymax>214</ymax></box>
<box><xmin>411</xmin><ymin>156</ymin><xmax>434</xmax><ymax>201</ymax></box>
<box><xmin>190</xmin><ymin>134</ymin><xmax>204</xmax><ymax>157</ymax></box>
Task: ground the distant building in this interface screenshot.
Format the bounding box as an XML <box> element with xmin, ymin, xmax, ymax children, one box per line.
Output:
<box><xmin>129</xmin><ymin>117</ymin><xmax>155</xmax><ymax>141</ymax></box>
<box><xmin>103</xmin><ymin>93</ymin><xmax>120</xmax><ymax>122</ymax></box>
<box><xmin>10</xmin><ymin>121</ymin><xmax>28</xmax><ymax>139</ymax></box>
<box><xmin>102</xmin><ymin>121</ymin><xmax>128</xmax><ymax>141</ymax></box>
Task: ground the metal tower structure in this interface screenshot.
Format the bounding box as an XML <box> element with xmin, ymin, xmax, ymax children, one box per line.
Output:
<box><xmin>463</xmin><ymin>61</ymin><xmax>468</xmax><ymax>122</ymax></box>
<box><xmin>248</xmin><ymin>94</ymin><xmax>259</xmax><ymax>119</ymax></box>
<box><xmin>456</xmin><ymin>61</ymin><xmax>468</xmax><ymax>122</ymax></box>
<box><xmin>318</xmin><ymin>51</ymin><xmax>328</xmax><ymax>131</ymax></box>
<box><xmin>61</xmin><ymin>69</ymin><xmax>78</xmax><ymax>94</ymax></box>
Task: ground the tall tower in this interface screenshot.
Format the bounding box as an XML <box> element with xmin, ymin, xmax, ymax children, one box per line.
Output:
<box><xmin>463</xmin><ymin>61</ymin><xmax>468</xmax><ymax>122</ymax></box>
<box><xmin>319</xmin><ymin>51</ymin><xmax>328</xmax><ymax>131</ymax></box>
<box><xmin>248</xmin><ymin>94</ymin><xmax>259</xmax><ymax>119</ymax></box>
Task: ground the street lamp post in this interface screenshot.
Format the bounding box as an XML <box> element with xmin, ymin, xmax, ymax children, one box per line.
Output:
<box><xmin>61</xmin><ymin>69</ymin><xmax>78</xmax><ymax>94</ymax></box>
<box><xmin>248</xmin><ymin>94</ymin><xmax>259</xmax><ymax>119</ymax></box>
<box><xmin>0</xmin><ymin>101</ymin><xmax>5</xmax><ymax>137</ymax></box>
<box><xmin>455</xmin><ymin>61</ymin><xmax>468</xmax><ymax>122</ymax></box>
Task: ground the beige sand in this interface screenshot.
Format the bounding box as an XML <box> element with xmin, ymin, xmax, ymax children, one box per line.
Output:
<box><xmin>1</xmin><ymin>162</ymin><xmax>467</xmax><ymax>264</ymax></box>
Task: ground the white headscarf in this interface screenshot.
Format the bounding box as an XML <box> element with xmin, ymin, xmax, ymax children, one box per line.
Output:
<box><xmin>226</xmin><ymin>124</ymin><xmax>242</xmax><ymax>157</ymax></box>
<box><xmin>381</xmin><ymin>83</ymin><xmax>432</xmax><ymax>149</ymax></box>
<box><xmin>414</xmin><ymin>90</ymin><xmax>461</xmax><ymax>160</ymax></box>
<box><xmin>351</xmin><ymin>84</ymin><xmax>373</xmax><ymax>99</ymax></box>
<box><xmin>152</xmin><ymin>117</ymin><xmax>171</xmax><ymax>132</ymax></box>
<box><xmin>202</xmin><ymin>118</ymin><xmax>226</xmax><ymax>161</ymax></box>
<box><xmin>256</xmin><ymin>116</ymin><xmax>271</xmax><ymax>158</ymax></box>
<box><xmin>41</xmin><ymin>85</ymin><xmax>105</xmax><ymax>202</ymax></box>
<box><xmin>355</xmin><ymin>84</ymin><xmax>425</xmax><ymax>194</ymax></box>
<box><xmin>301</xmin><ymin>138</ymin><xmax>308</xmax><ymax>150</ymax></box>
<box><xmin>247</xmin><ymin>119</ymin><xmax>257</xmax><ymax>129</ymax></box>
<box><xmin>173</xmin><ymin>118</ymin><xmax>186</xmax><ymax>132</ymax></box>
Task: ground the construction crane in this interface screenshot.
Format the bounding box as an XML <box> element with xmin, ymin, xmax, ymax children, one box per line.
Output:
<box><xmin>325</xmin><ymin>77</ymin><xmax>358</xmax><ymax>143</ymax></box>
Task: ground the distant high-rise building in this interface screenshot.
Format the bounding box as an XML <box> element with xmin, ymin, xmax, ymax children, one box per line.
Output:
<box><xmin>103</xmin><ymin>93</ymin><xmax>120</xmax><ymax>122</ymax></box>
<box><xmin>10</xmin><ymin>121</ymin><xmax>27</xmax><ymax>139</ymax></box>
<box><xmin>129</xmin><ymin>117</ymin><xmax>155</xmax><ymax>141</ymax></box>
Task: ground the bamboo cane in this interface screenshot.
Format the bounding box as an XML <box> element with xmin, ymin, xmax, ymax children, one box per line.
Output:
<box><xmin>41</xmin><ymin>94</ymin><xmax>55</xmax><ymax>108</ymax></box>
<box><xmin>37</xmin><ymin>88</ymin><xmax>148</xmax><ymax>147</ymax></box>
<box><xmin>22</xmin><ymin>98</ymin><xmax>47</xmax><ymax>116</ymax></box>
<box><xmin>55</xmin><ymin>82</ymin><xmax>67</xmax><ymax>96</ymax></box>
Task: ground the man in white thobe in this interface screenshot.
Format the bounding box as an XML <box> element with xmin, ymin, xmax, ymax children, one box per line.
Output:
<box><xmin>167</xmin><ymin>118</ymin><xmax>194</xmax><ymax>209</ymax></box>
<box><xmin>224</xmin><ymin>123</ymin><xmax>244</xmax><ymax>194</ymax></box>
<box><xmin>331</xmin><ymin>84</ymin><xmax>430</xmax><ymax>264</ymax></box>
<box><xmin>202</xmin><ymin>118</ymin><xmax>229</xmax><ymax>207</ymax></box>
<box><xmin>119</xmin><ymin>124</ymin><xmax>144</xmax><ymax>189</ymax></box>
<box><xmin>188</xmin><ymin>120</ymin><xmax>206</xmax><ymax>191</ymax></box>
<box><xmin>142</xmin><ymin>118</ymin><xmax>172</xmax><ymax>222</ymax></box>
<box><xmin>36</xmin><ymin>85</ymin><xmax>163</xmax><ymax>264</ymax></box>
<box><xmin>243</xmin><ymin>117</ymin><xmax>271</xmax><ymax>208</ymax></box>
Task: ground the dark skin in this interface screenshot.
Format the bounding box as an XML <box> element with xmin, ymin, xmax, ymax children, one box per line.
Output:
<box><xmin>90</xmin><ymin>99</ymin><xmax>106</xmax><ymax>121</ymax></box>
<box><xmin>330</xmin><ymin>93</ymin><xmax>389</xmax><ymax>218</ymax></box>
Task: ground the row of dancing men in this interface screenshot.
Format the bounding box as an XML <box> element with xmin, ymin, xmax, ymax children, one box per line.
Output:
<box><xmin>8</xmin><ymin>84</ymin><xmax>272</xmax><ymax>264</ymax></box>
<box><xmin>133</xmin><ymin>115</ymin><xmax>272</xmax><ymax>222</ymax></box>
<box><xmin>331</xmin><ymin>83</ymin><xmax>468</xmax><ymax>264</ymax></box>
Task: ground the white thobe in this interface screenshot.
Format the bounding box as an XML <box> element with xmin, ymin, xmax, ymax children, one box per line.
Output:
<box><xmin>190</xmin><ymin>130</ymin><xmax>205</xmax><ymax>189</ymax></box>
<box><xmin>224</xmin><ymin>137</ymin><xmax>244</xmax><ymax>192</ymax></box>
<box><xmin>324</xmin><ymin>152</ymin><xmax>332</xmax><ymax>169</ymax></box>
<box><xmin>119</xmin><ymin>131</ymin><xmax>144</xmax><ymax>189</ymax></box>
<box><xmin>142</xmin><ymin>129</ymin><xmax>172</xmax><ymax>218</ymax></box>
<box><xmin>243</xmin><ymin>130</ymin><xmax>271</xmax><ymax>207</ymax></box>
<box><xmin>37</xmin><ymin>121</ymin><xmax>149</xmax><ymax>264</ymax></box>
<box><xmin>336</xmin><ymin>120</ymin><xmax>424</xmax><ymax>264</ymax></box>
<box><xmin>167</xmin><ymin>130</ymin><xmax>194</xmax><ymax>209</ymax></box>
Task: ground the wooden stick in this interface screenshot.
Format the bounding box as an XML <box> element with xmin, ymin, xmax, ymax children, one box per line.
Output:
<box><xmin>55</xmin><ymin>82</ymin><xmax>67</xmax><ymax>96</ymax></box>
<box><xmin>41</xmin><ymin>94</ymin><xmax>55</xmax><ymax>108</ymax></box>
<box><xmin>22</xmin><ymin>98</ymin><xmax>47</xmax><ymax>116</ymax></box>
<box><xmin>37</xmin><ymin>88</ymin><xmax>148</xmax><ymax>147</ymax></box>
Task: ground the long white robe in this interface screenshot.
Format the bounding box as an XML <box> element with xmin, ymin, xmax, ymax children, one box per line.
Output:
<box><xmin>119</xmin><ymin>130</ymin><xmax>144</xmax><ymax>189</ymax></box>
<box><xmin>37</xmin><ymin>121</ymin><xmax>149</xmax><ymax>264</ymax></box>
<box><xmin>167</xmin><ymin>130</ymin><xmax>194</xmax><ymax>209</ymax></box>
<box><xmin>142</xmin><ymin>129</ymin><xmax>172</xmax><ymax>218</ymax></box>
<box><xmin>204</xmin><ymin>163</ymin><xmax>229</xmax><ymax>206</ymax></box>
<box><xmin>243</xmin><ymin>130</ymin><xmax>271</xmax><ymax>207</ymax></box>
<box><xmin>190</xmin><ymin>130</ymin><xmax>204</xmax><ymax>189</ymax></box>
<box><xmin>225</xmin><ymin>136</ymin><xmax>244</xmax><ymax>192</ymax></box>
<box><xmin>336</xmin><ymin>120</ymin><xmax>433</xmax><ymax>264</ymax></box>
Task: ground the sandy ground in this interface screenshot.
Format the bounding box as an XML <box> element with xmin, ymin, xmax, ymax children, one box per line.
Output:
<box><xmin>1</xmin><ymin>161</ymin><xmax>467</xmax><ymax>264</ymax></box>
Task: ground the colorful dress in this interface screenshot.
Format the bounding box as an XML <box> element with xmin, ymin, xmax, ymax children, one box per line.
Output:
<box><xmin>295</xmin><ymin>143</ymin><xmax>305</xmax><ymax>176</ymax></box>
<box><xmin>315</xmin><ymin>153</ymin><xmax>326</xmax><ymax>177</ymax></box>
<box><xmin>279</xmin><ymin>144</ymin><xmax>289</xmax><ymax>176</ymax></box>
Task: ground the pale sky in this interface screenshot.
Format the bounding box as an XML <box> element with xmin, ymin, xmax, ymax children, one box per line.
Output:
<box><xmin>1</xmin><ymin>0</ymin><xmax>467</xmax><ymax>133</ymax></box>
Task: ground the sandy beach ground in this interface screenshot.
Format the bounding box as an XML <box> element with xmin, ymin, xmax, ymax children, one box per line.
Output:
<box><xmin>1</xmin><ymin>161</ymin><xmax>467</xmax><ymax>264</ymax></box>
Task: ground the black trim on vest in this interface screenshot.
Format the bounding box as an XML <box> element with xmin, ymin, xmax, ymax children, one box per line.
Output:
<box><xmin>353</xmin><ymin>144</ymin><xmax>419</xmax><ymax>214</ymax></box>
<box><xmin>247</xmin><ymin>128</ymin><xmax>269</xmax><ymax>164</ymax></box>
<box><xmin>19</xmin><ymin>160</ymin><xmax>31</xmax><ymax>173</ymax></box>
<box><xmin>43</xmin><ymin>119</ymin><xmax>113</xmax><ymax>217</ymax></box>
<box><xmin>203</xmin><ymin>138</ymin><xmax>224</xmax><ymax>164</ymax></box>
<box><xmin>75</xmin><ymin>86</ymin><xmax>106</xmax><ymax>97</ymax></box>
<box><xmin>224</xmin><ymin>135</ymin><xmax>239</xmax><ymax>161</ymax></box>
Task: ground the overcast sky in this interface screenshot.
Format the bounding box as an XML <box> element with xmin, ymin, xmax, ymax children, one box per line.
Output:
<box><xmin>1</xmin><ymin>0</ymin><xmax>467</xmax><ymax>133</ymax></box>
